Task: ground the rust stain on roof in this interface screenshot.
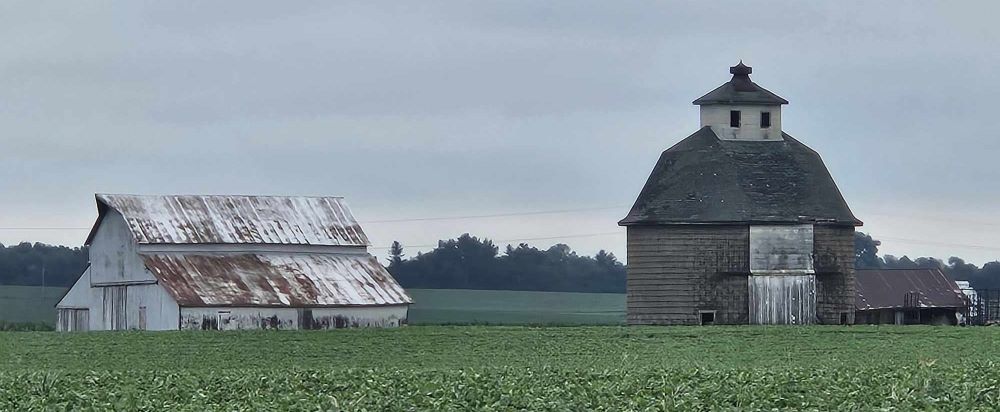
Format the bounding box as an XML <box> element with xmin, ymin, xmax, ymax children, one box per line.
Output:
<box><xmin>855</xmin><ymin>268</ymin><xmax>968</xmax><ymax>310</ymax></box>
<box><xmin>141</xmin><ymin>253</ymin><xmax>412</xmax><ymax>307</ymax></box>
<box><xmin>94</xmin><ymin>194</ymin><xmax>369</xmax><ymax>246</ymax></box>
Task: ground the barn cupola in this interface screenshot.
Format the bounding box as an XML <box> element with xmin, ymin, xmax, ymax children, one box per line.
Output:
<box><xmin>693</xmin><ymin>61</ymin><xmax>788</xmax><ymax>141</ymax></box>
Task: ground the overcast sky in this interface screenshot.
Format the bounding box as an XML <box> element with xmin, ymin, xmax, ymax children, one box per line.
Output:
<box><xmin>2</xmin><ymin>1</ymin><xmax>999</xmax><ymax>264</ymax></box>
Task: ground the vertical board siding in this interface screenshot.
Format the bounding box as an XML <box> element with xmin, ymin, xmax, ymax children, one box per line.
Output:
<box><xmin>814</xmin><ymin>225</ymin><xmax>856</xmax><ymax>324</ymax></box>
<box><xmin>125</xmin><ymin>283</ymin><xmax>181</xmax><ymax>330</ymax></box>
<box><xmin>102</xmin><ymin>286</ymin><xmax>127</xmax><ymax>330</ymax></box>
<box><xmin>57</xmin><ymin>309</ymin><xmax>89</xmax><ymax>332</ymax></box>
<box><xmin>748</xmin><ymin>275</ymin><xmax>817</xmax><ymax>324</ymax></box>
<box><xmin>626</xmin><ymin>225</ymin><xmax>749</xmax><ymax>325</ymax></box>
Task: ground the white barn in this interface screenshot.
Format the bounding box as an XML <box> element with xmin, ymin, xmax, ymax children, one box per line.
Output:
<box><xmin>56</xmin><ymin>194</ymin><xmax>411</xmax><ymax>331</ymax></box>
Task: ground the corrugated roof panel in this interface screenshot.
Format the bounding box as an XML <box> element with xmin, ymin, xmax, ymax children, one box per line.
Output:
<box><xmin>141</xmin><ymin>253</ymin><xmax>412</xmax><ymax>307</ymax></box>
<box><xmin>96</xmin><ymin>194</ymin><xmax>369</xmax><ymax>246</ymax></box>
<box><xmin>855</xmin><ymin>269</ymin><xmax>967</xmax><ymax>310</ymax></box>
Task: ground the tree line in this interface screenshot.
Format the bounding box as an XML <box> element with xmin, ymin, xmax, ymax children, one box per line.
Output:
<box><xmin>388</xmin><ymin>234</ymin><xmax>626</xmax><ymax>293</ymax></box>
<box><xmin>2</xmin><ymin>232</ymin><xmax>1000</xmax><ymax>292</ymax></box>
<box><xmin>0</xmin><ymin>242</ymin><xmax>89</xmax><ymax>287</ymax></box>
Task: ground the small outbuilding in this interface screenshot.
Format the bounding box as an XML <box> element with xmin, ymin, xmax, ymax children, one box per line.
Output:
<box><xmin>56</xmin><ymin>194</ymin><xmax>411</xmax><ymax>331</ymax></box>
<box><xmin>855</xmin><ymin>268</ymin><xmax>967</xmax><ymax>325</ymax></box>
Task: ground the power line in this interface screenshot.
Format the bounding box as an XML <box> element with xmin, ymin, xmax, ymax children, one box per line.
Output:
<box><xmin>864</xmin><ymin>211</ymin><xmax>1000</xmax><ymax>228</ymax></box>
<box><xmin>0</xmin><ymin>205</ymin><xmax>629</xmax><ymax>231</ymax></box>
<box><xmin>876</xmin><ymin>236</ymin><xmax>1000</xmax><ymax>252</ymax></box>
<box><xmin>358</xmin><ymin>205</ymin><xmax>627</xmax><ymax>224</ymax></box>
<box><xmin>369</xmin><ymin>231</ymin><xmax>625</xmax><ymax>249</ymax></box>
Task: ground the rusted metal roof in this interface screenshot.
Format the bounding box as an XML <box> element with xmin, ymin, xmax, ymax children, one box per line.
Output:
<box><xmin>855</xmin><ymin>269</ymin><xmax>968</xmax><ymax>310</ymax></box>
<box><xmin>90</xmin><ymin>194</ymin><xmax>369</xmax><ymax>246</ymax></box>
<box><xmin>141</xmin><ymin>253</ymin><xmax>412</xmax><ymax>307</ymax></box>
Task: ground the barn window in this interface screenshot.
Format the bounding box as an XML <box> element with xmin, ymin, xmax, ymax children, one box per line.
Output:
<box><xmin>699</xmin><ymin>310</ymin><xmax>716</xmax><ymax>325</ymax></box>
<box><xmin>730</xmin><ymin>110</ymin><xmax>741</xmax><ymax>127</ymax></box>
<box><xmin>749</xmin><ymin>225</ymin><xmax>815</xmax><ymax>273</ymax></box>
<box><xmin>761</xmin><ymin>112</ymin><xmax>771</xmax><ymax>128</ymax></box>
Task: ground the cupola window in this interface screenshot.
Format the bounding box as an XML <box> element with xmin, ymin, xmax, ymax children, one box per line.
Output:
<box><xmin>730</xmin><ymin>110</ymin><xmax>740</xmax><ymax>127</ymax></box>
<box><xmin>761</xmin><ymin>112</ymin><xmax>771</xmax><ymax>128</ymax></box>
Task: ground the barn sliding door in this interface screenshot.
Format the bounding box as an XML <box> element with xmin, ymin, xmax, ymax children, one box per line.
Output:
<box><xmin>102</xmin><ymin>286</ymin><xmax>127</xmax><ymax>330</ymax></box>
<box><xmin>748</xmin><ymin>225</ymin><xmax>816</xmax><ymax>325</ymax></box>
<box><xmin>748</xmin><ymin>275</ymin><xmax>816</xmax><ymax>324</ymax></box>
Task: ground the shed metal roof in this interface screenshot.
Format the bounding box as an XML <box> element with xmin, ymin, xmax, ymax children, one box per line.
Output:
<box><xmin>87</xmin><ymin>194</ymin><xmax>369</xmax><ymax>246</ymax></box>
<box><xmin>141</xmin><ymin>253</ymin><xmax>412</xmax><ymax>307</ymax></box>
<box><xmin>855</xmin><ymin>268</ymin><xmax>967</xmax><ymax>310</ymax></box>
<box><xmin>619</xmin><ymin>127</ymin><xmax>860</xmax><ymax>226</ymax></box>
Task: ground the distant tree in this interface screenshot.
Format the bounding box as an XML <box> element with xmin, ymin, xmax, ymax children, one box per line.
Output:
<box><xmin>947</xmin><ymin>257</ymin><xmax>979</xmax><ymax>281</ymax></box>
<box><xmin>854</xmin><ymin>232</ymin><xmax>883</xmax><ymax>269</ymax></box>
<box><xmin>0</xmin><ymin>243</ymin><xmax>89</xmax><ymax>287</ymax></box>
<box><xmin>388</xmin><ymin>241</ymin><xmax>405</xmax><ymax>269</ymax></box>
<box><xmin>390</xmin><ymin>233</ymin><xmax>625</xmax><ymax>293</ymax></box>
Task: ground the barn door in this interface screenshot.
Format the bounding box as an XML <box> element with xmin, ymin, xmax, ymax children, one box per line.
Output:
<box><xmin>748</xmin><ymin>275</ymin><xmax>816</xmax><ymax>324</ymax></box>
<box><xmin>57</xmin><ymin>309</ymin><xmax>90</xmax><ymax>332</ymax></box>
<box><xmin>748</xmin><ymin>225</ymin><xmax>816</xmax><ymax>325</ymax></box>
<box><xmin>102</xmin><ymin>286</ymin><xmax>127</xmax><ymax>330</ymax></box>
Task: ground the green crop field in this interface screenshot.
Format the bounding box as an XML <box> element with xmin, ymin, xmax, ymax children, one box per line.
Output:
<box><xmin>2</xmin><ymin>326</ymin><xmax>1000</xmax><ymax>410</ymax></box>
<box><xmin>407</xmin><ymin>288</ymin><xmax>625</xmax><ymax>325</ymax></box>
<box><xmin>0</xmin><ymin>285</ymin><xmax>65</xmax><ymax>325</ymax></box>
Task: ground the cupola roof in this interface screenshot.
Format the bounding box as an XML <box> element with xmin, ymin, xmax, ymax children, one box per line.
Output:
<box><xmin>693</xmin><ymin>61</ymin><xmax>789</xmax><ymax>105</ymax></box>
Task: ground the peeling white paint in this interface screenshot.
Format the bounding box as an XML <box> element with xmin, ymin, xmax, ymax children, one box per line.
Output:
<box><xmin>179</xmin><ymin>305</ymin><xmax>408</xmax><ymax>330</ymax></box>
<box><xmin>749</xmin><ymin>275</ymin><xmax>817</xmax><ymax>325</ymax></box>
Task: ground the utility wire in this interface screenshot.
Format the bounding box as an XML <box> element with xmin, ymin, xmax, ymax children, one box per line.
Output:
<box><xmin>368</xmin><ymin>231</ymin><xmax>625</xmax><ymax>249</ymax></box>
<box><xmin>0</xmin><ymin>205</ymin><xmax>629</xmax><ymax>231</ymax></box>
<box><xmin>876</xmin><ymin>236</ymin><xmax>1000</xmax><ymax>252</ymax></box>
<box><xmin>358</xmin><ymin>205</ymin><xmax>627</xmax><ymax>224</ymax></box>
<box><xmin>2</xmin><ymin>206</ymin><xmax>1000</xmax><ymax>255</ymax></box>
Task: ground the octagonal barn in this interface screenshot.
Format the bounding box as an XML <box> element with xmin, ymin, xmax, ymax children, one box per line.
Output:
<box><xmin>56</xmin><ymin>194</ymin><xmax>411</xmax><ymax>331</ymax></box>
<box><xmin>620</xmin><ymin>63</ymin><xmax>861</xmax><ymax>325</ymax></box>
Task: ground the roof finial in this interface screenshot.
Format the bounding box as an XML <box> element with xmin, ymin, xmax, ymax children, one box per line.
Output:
<box><xmin>730</xmin><ymin>60</ymin><xmax>752</xmax><ymax>76</ymax></box>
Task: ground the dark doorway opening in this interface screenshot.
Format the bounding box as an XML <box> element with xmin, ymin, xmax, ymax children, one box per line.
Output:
<box><xmin>700</xmin><ymin>311</ymin><xmax>716</xmax><ymax>325</ymax></box>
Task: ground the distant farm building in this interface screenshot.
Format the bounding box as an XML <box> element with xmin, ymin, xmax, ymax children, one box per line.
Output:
<box><xmin>620</xmin><ymin>62</ymin><xmax>861</xmax><ymax>325</ymax></box>
<box><xmin>855</xmin><ymin>268</ymin><xmax>967</xmax><ymax>325</ymax></box>
<box><xmin>56</xmin><ymin>194</ymin><xmax>411</xmax><ymax>331</ymax></box>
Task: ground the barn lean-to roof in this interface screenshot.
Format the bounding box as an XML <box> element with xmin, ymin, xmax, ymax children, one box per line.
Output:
<box><xmin>141</xmin><ymin>254</ymin><xmax>412</xmax><ymax>307</ymax></box>
<box><xmin>619</xmin><ymin>127</ymin><xmax>861</xmax><ymax>226</ymax></box>
<box><xmin>855</xmin><ymin>268</ymin><xmax>968</xmax><ymax>311</ymax></box>
<box><xmin>85</xmin><ymin>194</ymin><xmax>369</xmax><ymax>246</ymax></box>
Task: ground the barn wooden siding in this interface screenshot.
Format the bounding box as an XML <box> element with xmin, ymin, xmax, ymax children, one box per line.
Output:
<box><xmin>57</xmin><ymin>309</ymin><xmax>89</xmax><ymax>332</ymax></box>
<box><xmin>626</xmin><ymin>225</ymin><xmax>749</xmax><ymax>325</ymax></box>
<box><xmin>626</xmin><ymin>224</ymin><xmax>855</xmax><ymax>325</ymax></box>
<box><xmin>813</xmin><ymin>225</ymin><xmax>856</xmax><ymax>324</ymax></box>
<box><xmin>178</xmin><ymin>305</ymin><xmax>409</xmax><ymax>330</ymax></box>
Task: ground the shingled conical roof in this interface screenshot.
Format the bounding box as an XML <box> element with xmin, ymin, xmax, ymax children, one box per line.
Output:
<box><xmin>693</xmin><ymin>62</ymin><xmax>788</xmax><ymax>105</ymax></box>
<box><xmin>619</xmin><ymin>127</ymin><xmax>860</xmax><ymax>226</ymax></box>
